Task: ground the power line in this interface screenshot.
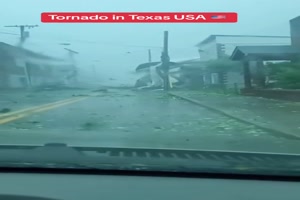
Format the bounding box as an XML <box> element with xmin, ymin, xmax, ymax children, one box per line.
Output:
<box><xmin>63</xmin><ymin>40</ymin><xmax>163</xmax><ymax>49</ymax></box>
<box><xmin>27</xmin><ymin>35</ymin><xmax>163</xmax><ymax>49</ymax></box>
<box><xmin>4</xmin><ymin>25</ymin><xmax>39</xmax><ymax>46</ymax></box>
<box><xmin>0</xmin><ymin>31</ymin><xmax>19</xmax><ymax>36</ymax></box>
<box><xmin>13</xmin><ymin>32</ymin><xmax>197</xmax><ymax>50</ymax></box>
<box><xmin>223</xmin><ymin>42</ymin><xmax>290</xmax><ymax>45</ymax></box>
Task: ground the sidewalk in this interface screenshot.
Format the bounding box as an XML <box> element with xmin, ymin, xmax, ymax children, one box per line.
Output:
<box><xmin>169</xmin><ymin>90</ymin><xmax>300</xmax><ymax>138</ymax></box>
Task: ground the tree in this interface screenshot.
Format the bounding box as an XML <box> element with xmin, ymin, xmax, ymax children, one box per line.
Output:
<box><xmin>266</xmin><ymin>62</ymin><xmax>300</xmax><ymax>89</ymax></box>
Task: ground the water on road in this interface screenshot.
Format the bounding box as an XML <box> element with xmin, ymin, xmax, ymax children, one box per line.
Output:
<box><xmin>1</xmin><ymin>89</ymin><xmax>300</xmax><ymax>154</ymax></box>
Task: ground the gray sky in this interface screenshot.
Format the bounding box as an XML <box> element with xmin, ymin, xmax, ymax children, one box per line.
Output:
<box><xmin>0</xmin><ymin>0</ymin><xmax>299</xmax><ymax>84</ymax></box>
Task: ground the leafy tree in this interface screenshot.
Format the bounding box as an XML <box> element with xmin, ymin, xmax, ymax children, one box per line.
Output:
<box><xmin>266</xmin><ymin>62</ymin><xmax>300</xmax><ymax>89</ymax></box>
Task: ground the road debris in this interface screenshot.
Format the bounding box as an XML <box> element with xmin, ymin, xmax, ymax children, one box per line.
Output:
<box><xmin>80</xmin><ymin>122</ymin><xmax>98</xmax><ymax>130</ymax></box>
<box><xmin>92</xmin><ymin>88</ymin><xmax>109</xmax><ymax>92</ymax></box>
<box><xmin>0</xmin><ymin>108</ymin><xmax>11</xmax><ymax>113</ymax></box>
<box><xmin>79</xmin><ymin>120</ymin><xmax>108</xmax><ymax>131</ymax></box>
<box><xmin>28</xmin><ymin>121</ymin><xmax>40</xmax><ymax>124</ymax></box>
<box><xmin>72</xmin><ymin>94</ymin><xmax>89</xmax><ymax>97</ymax></box>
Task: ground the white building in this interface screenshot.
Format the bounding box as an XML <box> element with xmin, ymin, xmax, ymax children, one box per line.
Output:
<box><xmin>290</xmin><ymin>16</ymin><xmax>300</xmax><ymax>48</ymax></box>
<box><xmin>196</xmin><ymin>35</ymin><xmax>291</xmax><ymax>61</ymax></box>
<box><xmin>193</xmin><ymin>35</ymin><xmax>292</xmax><ymax>89</ymax></box>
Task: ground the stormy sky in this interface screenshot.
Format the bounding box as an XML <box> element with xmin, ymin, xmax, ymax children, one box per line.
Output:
<box><xmin>0</xmin><ymin>0</ymin><xmax>299</xmax><ymax>85</ymax></box>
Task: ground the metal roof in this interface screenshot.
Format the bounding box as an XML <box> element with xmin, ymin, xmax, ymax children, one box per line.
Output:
<box><xmin>135</xmin><ymin>59</ymin><xmax>206</xmax><ymax>72</ymax></box>
<box><xmin>135</xmin><ymin>61</ymin><xmax>178</xmax><ymax>72</ymax></box>
<box><xmin>0</xmin><ymin>42</ymin><xmax>62</xmax><ymax>61</ymax></box>
<box><xmin>196</xmin><ymin>35</ymin><xmax>290</xmax><ymax>47</ymax></box>
<box><xmin>230</xmin><ymin>45</ymin><xmax>300</xmax><ymax>61</ymax></box>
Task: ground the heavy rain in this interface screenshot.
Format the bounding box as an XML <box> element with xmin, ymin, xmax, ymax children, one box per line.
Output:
<box><xmin>0</xmin><ymin>0</ymin><xmax>300</xmax><ymax>155</ymax></box>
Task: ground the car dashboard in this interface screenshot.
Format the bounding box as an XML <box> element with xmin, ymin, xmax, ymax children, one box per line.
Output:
<box><xmin>0</xmin><ymin>144</ymin><xmax>300</xmax><ymax>200</ymax></box>
<box><xmin>0</xmin><ymin>171</ymin><xmax>299</xmax><ymax>200</ymax></box>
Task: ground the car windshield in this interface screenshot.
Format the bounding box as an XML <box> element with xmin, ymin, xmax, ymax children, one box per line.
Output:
<box><xmin>0</xmin><ymin>0</ymin><xmax>300</xmax><ymax>168</ymax></box>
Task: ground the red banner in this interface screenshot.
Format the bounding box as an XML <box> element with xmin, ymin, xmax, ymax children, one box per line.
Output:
<box><xmin>41</xmin><ymin>12</ymin><xmax>238</xmax><ymax>23</ymax></box>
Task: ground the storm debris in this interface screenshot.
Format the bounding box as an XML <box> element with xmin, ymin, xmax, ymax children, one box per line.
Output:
<box><xmin>79</xmin><ymin>120</ymin><xmax>108</xmax><ymax>131</ymax></box>
<box><xmin>123</xmin><ymin>94</ymin><xmax>134</xmax><ymax>97</ymax></box>
<box><xmin>0</xmin><ymin>108</ymin><xmax>11</xmax><ymax>113</ymax></box>
<box><xmin>93</xmin><ymin>88</ymin><xmax>108</xmax><ymax>92</ymax></box>
<box><xmin>28</xmin><ymin>121</ymin><xmax>40</xmax><ymax>124</ymax></box>
<box><xmin>112</xmin><ymin>126</ymin><xmax>130</xmax><ymax>132</ymax></box>
<box><xmin>115</xmin><ymin>126</ymin><xmax>127</xmax><ymax>130</ymax></box>
<box><xmin>72</xmin><ymin>94</ymin><xmax>89</xmax><ymax>97</ymax></box>
<box><xmin>80</xmin><ymin>122</ymin><xmax>98</xmax><ymax>130</ymax></box>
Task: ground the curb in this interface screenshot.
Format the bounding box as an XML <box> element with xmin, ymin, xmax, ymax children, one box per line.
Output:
<box><xmin>169</xmin><ymin>92</ymin><xmax>300</xmax><ymax>140</ymax></box>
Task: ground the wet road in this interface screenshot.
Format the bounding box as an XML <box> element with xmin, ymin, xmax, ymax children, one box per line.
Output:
<box><xmin>1</xmin><ymin>89</ymin><xmax>300</xmax><ymax>154</ymax></box>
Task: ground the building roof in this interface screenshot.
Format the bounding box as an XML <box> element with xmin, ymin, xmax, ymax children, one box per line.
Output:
<box><xmin>230</xmin><ymin>45</ymin><xmax>300</xmax><ymax>61</ymax></box>
<box><xmin>135</xmin><ymin>61</ymin><xmax>178</xmax><ymax>72</ymax></box>
<box><xmin>176</xmin><ymin>58</ymin><xmax>201</xmax><ymax>64</ymax></box>
<box><xmin>196</xmin><ymin>35</ymin><xmax>290</xmax><ymax>47</ymax></box>
<box><xmin>290</xmin><ymin>16</ymin><xmax>300</xmax><ymax>23</ymax></box>
<box><xmin>136</xmin><ymin>57</ymin><xmax>208</xmax><ymax>72</ymax></box>
<box><xmin>180</xmin><ymin>62</ymin><xmax>207</xmax><ymax>70</ymax></box>
<box><xmin>175</xmin><ymin>58</ymin><xmax>206</xmax><ymax>69</ymax></box>
<box><xmin>0</xmin><ymin>42</ymin><xmax>62</xmax><ymax>61</ymax></box>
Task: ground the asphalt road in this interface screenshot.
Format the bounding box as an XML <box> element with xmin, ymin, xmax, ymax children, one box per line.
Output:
<box><xmin>1</xmin><ymin>88</ymin><xmax>300</xmax><ymax>154</ymax></box>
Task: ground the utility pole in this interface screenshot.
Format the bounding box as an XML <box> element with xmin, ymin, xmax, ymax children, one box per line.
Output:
<box><xmin>64</xmin><ymin>48</ymin><xmax>79</xmax><ymax>64</ymax></box>
<box><xmin>4</xmin><ymin>25</ymin><xmax>38</xmax><ymax>46</ymax></box>
<box><xmin>64</xmin><ymin>48</ymin><xmax>79</xmax><ymax>84</ymax></box>
<box><xmin>160</xmin><ymin>31</ymin><xmax>170</xmax><ymax>91</ymax></box>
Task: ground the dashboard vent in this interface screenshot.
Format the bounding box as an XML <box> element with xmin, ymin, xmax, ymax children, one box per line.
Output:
<box><xmin>77</xmin><ymin>147</ymin><xmax>300</xmax><ymax>168</ymax></box>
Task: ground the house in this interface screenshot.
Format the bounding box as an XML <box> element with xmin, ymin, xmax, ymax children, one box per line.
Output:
<box><xmin>189</xmin><ymin>35</ymin><xmax>292</xmax><ymax>89</ymax></box>
<box><xmin>231</xmin><ymin>45</ymin><xmax>300</xmax><ymax>88</ymax></box>
<box><xmin>230</xmin><ymin>16</ymin><xmax>300</xmax><ymax>90</ymax></box>
<box><xmin>196</xmin><ymin>35</ymin><xmax>291</xmax><ymax>61</ymax></box>
<box><xmin>290</xmin><ymin>16</ymin><xmax>300</xmax><ymax>48</ymax></box>
<box><xmin>0</xmin><ymin>42</ymin><xmax>73</xmax><ymax>89</ymax></box>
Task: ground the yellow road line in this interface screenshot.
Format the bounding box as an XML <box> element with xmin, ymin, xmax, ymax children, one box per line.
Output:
<box><xmin>0</xmin><ymin>96</ymin><xmax>84</xmax><ymax>119</ymax></box>
<box><xmin>0</xmin><ymin>114</ymin><xmax>28</xmax><ymax>124</ymax></box>
<box><xmin>32</xmin><ymin>97</ymin><xmax>87</xmax><ymax>113</ymax></box>
<box><xmin>0</xmin><ymin>96</ymin><xmax>88</xmax><ymax>124</ymax></box>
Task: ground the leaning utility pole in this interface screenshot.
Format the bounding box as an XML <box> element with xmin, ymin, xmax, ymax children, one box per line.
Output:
<box><xmin>64</xmin><ymin>48</ymin><xmax>79</xmax><ymax>63</ymax></box>
<box><xmin>64</xmin><ymin>48</ymin><xmax>79</xmax><ymax>84</ymax></box>
<box><xmin>4</xmin><ymin>25</ymin><xmax>38</xmax><ymax>46</ymax></box>
<box><xmin>160</xmin><ymin>31</ymin><xmax>170</xmax><ymax>91</ymax></box>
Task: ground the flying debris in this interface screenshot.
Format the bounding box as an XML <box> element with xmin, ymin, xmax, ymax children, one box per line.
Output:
<box><xmin>60</xmin><ymin>43</ymin><xmax>71</xmax><ymax>46</ymax></box>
